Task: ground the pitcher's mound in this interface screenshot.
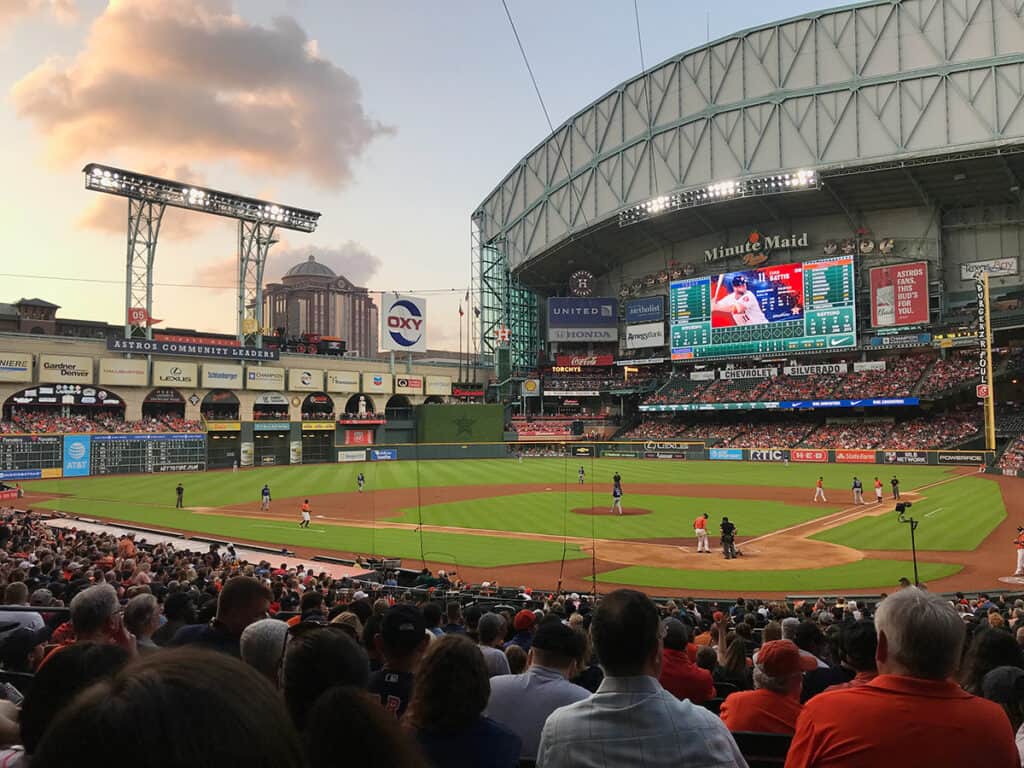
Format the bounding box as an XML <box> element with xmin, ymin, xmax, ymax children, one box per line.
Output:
<box><xmin>572</xmin><ymin>506</ymin><xmax>652</xmax><ymax>517</ymax></box>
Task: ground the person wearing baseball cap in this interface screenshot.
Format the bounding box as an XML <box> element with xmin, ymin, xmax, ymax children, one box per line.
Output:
<box><xmin>486</xmin><ymin>620</ymin><xmax>590</xmax><ymax>760</ymax></box>
<box><xmin>507</xmin><ymin>609</ymin><xmax>537</xmax><ymax>652</ymax></box>
<box><xmin>720</xmin><ymin>639</ymin><xmax>816</xmax><ymax>735</ymax></box>
<box><xmin>368</xmin><ymin>604</ymin><xmax>428</xmax><ymax>717</ymax></box>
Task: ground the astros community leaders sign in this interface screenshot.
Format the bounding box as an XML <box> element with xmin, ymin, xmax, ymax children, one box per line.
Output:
<box><xmin>107</xmin><ymin>338</ymin><xmax>279</xmax><ymax>360</ymax></box>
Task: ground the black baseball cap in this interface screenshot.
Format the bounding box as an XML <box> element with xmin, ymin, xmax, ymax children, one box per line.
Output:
<box><xmin>381</xmin><ymin>604</ymin><xmax>426</xmax><ymax>654</ymax></box>
<box><xmin>732</xmin><ymin>275</ymin><xmax>747</xmax><ymax>286</ymax></box>
<box><xmin>531</xmin><ymin>620</ymin><xmax>584</xmax><ymax>659</ymax></box>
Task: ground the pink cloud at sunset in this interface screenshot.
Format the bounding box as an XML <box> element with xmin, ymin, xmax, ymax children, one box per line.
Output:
<box><xmin>10</xmin><ymin>0</ymin><xmax>392</xmax><ymax>186</ymax></box>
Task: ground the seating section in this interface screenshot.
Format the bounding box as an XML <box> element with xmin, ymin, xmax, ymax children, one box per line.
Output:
<box><xmin>0</xmin><ymin>411</ymin><xmax>202</xmax><ymax>434</ymax></box>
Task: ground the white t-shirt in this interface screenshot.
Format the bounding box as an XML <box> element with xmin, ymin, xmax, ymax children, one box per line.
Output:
<box><xmin>715</xmin><ymin>291</ymin><xmax>767</xmax><ymax>325</ymax></box>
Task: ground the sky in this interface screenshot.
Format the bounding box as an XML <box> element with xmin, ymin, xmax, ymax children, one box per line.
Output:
<box><xmin>0</xmin><ymin>0</ymin><xmax>828</xmax><ymax>349</ymax></box>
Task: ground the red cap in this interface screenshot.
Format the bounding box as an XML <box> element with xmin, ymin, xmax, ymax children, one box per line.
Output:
<box><xmin>757</xmin><ymin>640</ymin><xmax>817</xmax><ymax>676</ymax></box>
<box><xmin>513</xmin><ymin>609</ymin><xmax>536</xmax><ymax>632</ymax></box>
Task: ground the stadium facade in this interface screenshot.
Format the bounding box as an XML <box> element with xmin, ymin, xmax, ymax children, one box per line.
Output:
<box><xmin>473</xmin><ymin>0</ymin><xmax>1024</xmax><ymax>379</ymax></box>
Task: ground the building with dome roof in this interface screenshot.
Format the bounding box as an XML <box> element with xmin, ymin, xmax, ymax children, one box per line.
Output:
<box><xmin>263</xmin><ymin>255</ymin><xmax>378</xmax><ymax>356</ymax></box>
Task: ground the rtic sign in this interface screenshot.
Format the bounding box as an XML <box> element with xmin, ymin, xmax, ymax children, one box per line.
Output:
<box><xmin>791</xmin><ymin>449</ymin><xmax>827</xmax><ymax>462</ymax></box>
<box><xmin>381</xmin><ymin>293</ymin><xmax>427</xmax><ymax>352</ymax></box>
<box><xmin>749</xmin><ymin>449</ymin><xmax>787</xmax><ymax>462</ymax></box>
<box><xmin>835</xmin><ymin>449</ymin><xmax>876</xmax><ymax>464</ymax></box>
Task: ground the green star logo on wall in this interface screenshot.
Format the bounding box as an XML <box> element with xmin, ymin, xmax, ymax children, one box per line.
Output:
<box><xmin>453</xmin><ymin>416</ymin><xmax>476</xmax><ymax>437</ymax></box>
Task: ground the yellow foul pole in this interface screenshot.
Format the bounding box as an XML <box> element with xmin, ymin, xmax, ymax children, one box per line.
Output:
<box><xmin>977</xmin><ymin>273</ymin><xmax>996</xmax><ymax>452</ymax></box>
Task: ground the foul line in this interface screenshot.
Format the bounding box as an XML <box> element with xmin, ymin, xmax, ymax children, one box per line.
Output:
<box><xmin>741</xmin><ymin>470</ymin><xmax>975</xmax><ymax>548</ymax></box>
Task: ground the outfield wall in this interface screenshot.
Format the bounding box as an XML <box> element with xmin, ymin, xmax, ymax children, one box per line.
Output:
<box><xmin>0</xmin><ymin>434</ymin><xmax>991</xmax><ymax>482</ymax></box>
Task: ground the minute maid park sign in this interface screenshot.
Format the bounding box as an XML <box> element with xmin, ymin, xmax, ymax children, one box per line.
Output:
<box><xmin>704</xmin><ymin>231</ymin><xmax>809</xmax><ymax>264</ymax></box>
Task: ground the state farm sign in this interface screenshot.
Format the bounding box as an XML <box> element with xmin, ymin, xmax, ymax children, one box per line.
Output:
<box><xmin>555</xmin><ymin>355</ymin><xmax>614</xmax><ymax>368</ymax></box>
<box><xmin>835</xmin><ymin>449</ymin><xmax>876</xmax><ymax>464</ymax></box>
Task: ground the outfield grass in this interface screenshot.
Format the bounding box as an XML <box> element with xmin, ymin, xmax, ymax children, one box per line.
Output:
<box><xmin>810</xmin><ymin>476</ymin><xmax>1004</xmax><ymax>551</ymax></box>
<box><xmin>34</xmin><ymin>497</ymin><xmax>588</xmax><ymax>568</ymax></box>
<box><xmin>393</xmin><ymin>492</ymin><xmax>831</xmax><ymax>539</ymax></box>
<box><xmin>596</xmin><ymin>560</ymin><xmax>962</xmax><ymax>592</ymax></box>
<box><xmin>26</xmin><ymin>458</ymin><xmax>956</xmax><ymax>506</ymax></box>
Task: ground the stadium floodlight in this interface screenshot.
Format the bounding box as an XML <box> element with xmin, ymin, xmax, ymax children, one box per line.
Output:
<box><xmin>83</xmin><ymin>163</ymin><xmax>322</xmax><ymax>346</ymax></box>
<box><xmin>83</xmin><ymin>164</ymin><xmax>321</xmax><ymax>233</ymax></box>
<box><xmin>618</xmin><ymin>169</ymin><xmax>819</xmax><ymax>227</ymax></box>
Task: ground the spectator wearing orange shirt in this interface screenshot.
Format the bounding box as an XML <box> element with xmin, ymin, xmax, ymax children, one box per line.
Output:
<box><xmin>720</xmin><ymin>639</ymin><xmax>815</xmax><ymax>735</ymax></box>
<box><xmin>659</xmin><ymin>618</ymin><xmax>714</xmax><ymax>705</ymax></box>
<box><xmin>785</xmin><ymin>587</ymin><xmax>1018</xmax><ymax>768</ymax></box>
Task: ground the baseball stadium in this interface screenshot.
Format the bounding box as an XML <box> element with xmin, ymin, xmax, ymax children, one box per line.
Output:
<box><xmin>4</xmin><ymin>0</ymin><xmax>1024</xmax><ymax>607</ymax></box>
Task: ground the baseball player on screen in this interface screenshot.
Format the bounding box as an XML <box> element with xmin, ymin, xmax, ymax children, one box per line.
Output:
<box><xmin>813</xmin><ymin>477</ymin><xmax>827</xmax><ymax>503</ymax></box>
<box><xmin>713</xmin><ymin>275</ymin><xmax>768</xmax><ymax>325</ymax></box>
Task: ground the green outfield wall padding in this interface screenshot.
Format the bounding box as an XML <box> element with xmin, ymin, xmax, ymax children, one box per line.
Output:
<box><xmin>415</xmin><ymin>404</ymin><xmax>504</xmax><ymax>444</ymax></box>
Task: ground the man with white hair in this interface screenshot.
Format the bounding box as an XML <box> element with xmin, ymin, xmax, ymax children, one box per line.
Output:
<box><xmin>720</xmin><ymin>639</ymin><xmax>815</xmax><ymax>734</ymax></box>
<box><xmin>786</xmin><ymin>588</ymin><xmax>1018</xmax><ymax>767</ymax></box>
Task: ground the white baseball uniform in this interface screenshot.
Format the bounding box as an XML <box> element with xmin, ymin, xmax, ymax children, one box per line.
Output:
<box><xmin>715</xmin><ymin>291</ymin><xmax>768</xmax><ymax>325</ymax></box>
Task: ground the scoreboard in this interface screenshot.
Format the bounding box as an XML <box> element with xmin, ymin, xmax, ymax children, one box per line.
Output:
<box><xmin>90</xmin><ymin>434</ymin><xmax>207</xmax><ymax>475</ymax></box>
<box><xmin>670</xmin><ymin>256</ymin><xmax>856</xmax><ymax>360</ymax></box>
<box><xmin>0</xmin><ymin>436</ymin><xmax>62</xmax><ymax>480</ymax></box>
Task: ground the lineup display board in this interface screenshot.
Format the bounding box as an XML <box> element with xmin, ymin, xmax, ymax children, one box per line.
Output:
<box><xmin>670</xmin><ymin>257</ymin><xmax>856</xmax><ymax>360</ymax></box>
<box><xmin>0</xmin><ymin>436</ymin><xmax>62</xmax><ymax>480</ymax></box>
<box><xmin>90</xmin><ymin>434</ymin><xmax>206</xmax><ymax>475</ymax></box>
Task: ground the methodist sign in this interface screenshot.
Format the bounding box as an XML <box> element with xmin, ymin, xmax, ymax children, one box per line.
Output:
<box><xmin>381</xmin><ymin>293</ymin><xmax>427</xmax><ymax>353</ymax></box>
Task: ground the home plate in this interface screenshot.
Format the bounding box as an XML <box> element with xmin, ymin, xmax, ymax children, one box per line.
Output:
<box><xmin>546</xmin><ymin>488</ymin><xmax>552</xmax><ymax>491</ymax></box>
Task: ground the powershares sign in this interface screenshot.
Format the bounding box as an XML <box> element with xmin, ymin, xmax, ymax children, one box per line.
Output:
<box><xmin>381</xmin><ymin>294</ymin><xmax>427</xmax><ymax>353</ymax></box>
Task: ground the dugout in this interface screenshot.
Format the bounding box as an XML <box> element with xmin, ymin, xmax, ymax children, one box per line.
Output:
<box><xmin>253</xmin><ymin>424</ymin><xmax>290</xmax><ymax>466</ymax></box>
<box><xmin>300</xmin><ymin>422</ymin><xmax>334</xmax><ymax>463</ymax></box>
<box><xmin>206</xmin><ymin>430</ymin><xmax>240</xmax><ymax>469</ymax></box>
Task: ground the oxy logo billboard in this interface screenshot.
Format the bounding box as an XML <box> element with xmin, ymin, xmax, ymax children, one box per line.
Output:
<box><xmin>63</xmin><ymin>435</ymin><xmax>91</xmax><ymax>477</ymax></box>
<box><xmin>381</xmin><ymin>294</ymin><xmax>427</xmax><ymax>352</ymax></box>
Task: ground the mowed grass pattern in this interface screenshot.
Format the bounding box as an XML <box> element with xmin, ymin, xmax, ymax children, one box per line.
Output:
<box><xmin>810</xmin><ymin>476</ymin><xmax>1005</xmax><ymax>551</ymax></box>
<box><xmin>34</xmin><ymin>497</ymin><xmax>587</xmax><ymax>568</ymax></box>
<box><xmin>393</xmin><ymin>492</ymin><xmax>832</xmax><ymax>539</ymax></box>
<box><xmin>596</xmin><ymin>560</ymin><xmax>962</xmax><ymax>592</ymax></box>
<box><xmin>25</xmin><ymin>458</ymin><xmax>956</xmax><ymax>507</ymax></box>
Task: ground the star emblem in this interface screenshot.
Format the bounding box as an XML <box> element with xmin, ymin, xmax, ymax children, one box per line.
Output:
<box><xmin>453</xmin><ymin>416</ymin><xmax>476</xmax><ymax>437</ymax></box>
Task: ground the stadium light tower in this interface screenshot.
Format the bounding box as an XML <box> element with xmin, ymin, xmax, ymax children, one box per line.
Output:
<box><xmin>83</xmin><ymin>164</ymin><xmax>321</xmax><ymax>346</ymax></box>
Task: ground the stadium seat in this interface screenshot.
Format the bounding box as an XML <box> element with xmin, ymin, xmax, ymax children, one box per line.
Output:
<box><xmin>730</xmin><ymin>731</ymin><xmax>792</xmax><ymax>767</ymax></box>
<box><xmin>701</xmin><ymin>697</ymin><xmax>725</xmax><ymax>715</ymax></box>
<box><xmin>714</xmin><ymin>681</ymin><xmax>739</xmax><ymax>698</ymax></box>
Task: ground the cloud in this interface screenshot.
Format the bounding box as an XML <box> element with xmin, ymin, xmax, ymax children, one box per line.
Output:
<box><xmin>0</xmin><ymin>0</ymin><xmax>76</xmax><ymax>26</ymax></box>
<box><xmin>77</xmin><ymin>163</ymin><xmax>211</xmax><ymax>239</ymax></box>
<box><xmin>11</xmin><ymin>0</ymin><xmax>392</xmax><ymax>186</ymax></box>
<box><xmin>193</xmin><ymin>241</ymin><xmax>382</xmax><ymax>290</ymax></box>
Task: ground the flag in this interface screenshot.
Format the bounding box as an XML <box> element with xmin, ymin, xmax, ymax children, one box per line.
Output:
<box><xmin>464</xmin><ymin>289</ymin><xmax>470</xmax><ymax>302</ymax></box>
<box><xmin>473</xmin><ymin>307</ymin><xmax>481</xmax><ymax>318</ymax></box>
<box><xmin>458</xmin><ymin>305</ymin><xmax>464</xmax><ymax>317</ymax></box>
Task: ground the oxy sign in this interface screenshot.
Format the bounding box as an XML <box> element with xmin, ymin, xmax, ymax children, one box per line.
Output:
<box><xmin>381</xmin><ymin>293</ymin><xmax>427</xmax><ymax>352</ymax></box>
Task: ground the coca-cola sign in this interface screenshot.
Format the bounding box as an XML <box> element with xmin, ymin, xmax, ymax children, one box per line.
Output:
<box><xmin>555</xmin><ymin>354</ymin><xmax>615</xmax><ymax>368</ymax></box>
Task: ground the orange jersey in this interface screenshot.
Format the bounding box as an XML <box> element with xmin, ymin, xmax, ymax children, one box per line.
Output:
<box><xmin>301</xmin><ymin>503</ymin><xmax>311</xmax><ymax>513</ymax></box>
<box><xmin>694</xmin><ymin>517</ymin><xmax>707</xmax><ymax>530</ymax></box>
<box><xmin>816</xmin><ymin>480</ymin><xmax>823</xmax><ymax>488</ymax></box>
<box><xmin>1016</xmin><ymin>533</ymin><xmax>1024</xmax><ymax>550</ymax></box>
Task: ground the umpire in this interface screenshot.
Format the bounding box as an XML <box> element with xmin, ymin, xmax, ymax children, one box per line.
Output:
<box><xmin>720</xmin><ymin>517</ymin><xmax>738</xmax><ymax>560</ymax></box>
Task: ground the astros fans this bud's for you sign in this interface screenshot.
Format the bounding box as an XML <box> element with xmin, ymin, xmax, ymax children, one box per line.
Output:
<box><xmin>381</xmin><ymin>293</ymin><xmax>427</xmax><ymax>353</ymax></box>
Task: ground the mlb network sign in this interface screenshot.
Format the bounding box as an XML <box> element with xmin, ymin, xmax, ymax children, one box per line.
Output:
<box><xmin>381</xmin><ymin>293</ymin><xmax>427</xmax><ymax>353</ymax></box>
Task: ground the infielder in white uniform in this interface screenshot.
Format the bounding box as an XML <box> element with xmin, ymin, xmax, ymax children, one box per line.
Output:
<box><xmin>813</xmin><ymin>477</ymin><xmax>827</xmax><ymax>502</ymax></box>
<box><xmin>713</xmin><ymin>274</ymin><xmax>767</xmax><ymax>325</ymax></box>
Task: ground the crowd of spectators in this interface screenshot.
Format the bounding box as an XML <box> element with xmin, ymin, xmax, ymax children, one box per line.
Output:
<box><xmin>0</xmin><ymin>410</ymin><xmax>201</xmax><ymax>435</ymax></box>
<box><xmin>1000</xmin><ymin>434</ymin><xmax>1024</xmax><ymax>472</ymax></box>
<box><xmin>642</xmin><ymin>374</ymin><xmax>710</xmax><ymax>406</ymax></box>
<box><xmin>0</xmin><ymin>507</ymin><xmax>1017</xmax><ymax>768</ymax></box>
<box><xmin>511</xmin><ymin>421</ymin><xmax>572</xmax><ymax>437</ymax></box>
<box><xmin>918</xmin><ymin>352</ymin><xmax>979</xmax><ymax>398</ymax></box>
<box><xmin>623</xmin><ymin>412</ymin><xmax>980</xmax><ymax>449</ymax></box>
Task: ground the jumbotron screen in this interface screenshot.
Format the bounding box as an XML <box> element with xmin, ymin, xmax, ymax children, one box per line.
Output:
<box><xmin>670</xmin><ymin>256</ymin><xmax>856</xmax><ymax>360</ymax></box>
